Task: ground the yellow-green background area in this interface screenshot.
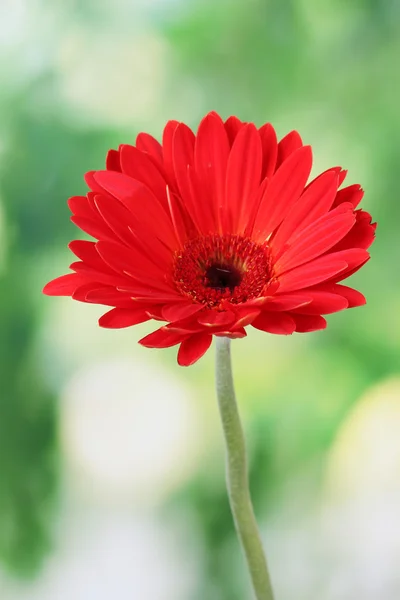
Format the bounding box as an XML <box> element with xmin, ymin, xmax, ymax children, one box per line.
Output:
<box><xmin>0</xmin><ymin>1</ymin><xmax>398</xmax><ymax>599</ymax></box>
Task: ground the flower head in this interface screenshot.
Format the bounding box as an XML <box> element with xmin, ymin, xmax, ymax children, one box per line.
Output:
<box><xmin>43</xmin><ymin>112</ymin><xmax>375</xmax><ymax>365</ymax></box>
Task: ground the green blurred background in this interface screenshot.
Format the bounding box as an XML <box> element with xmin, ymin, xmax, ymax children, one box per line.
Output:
<box><xmin>0</xmin><ymin>0</ymin><xmax>399</xmax><ymax>598</ymax></box>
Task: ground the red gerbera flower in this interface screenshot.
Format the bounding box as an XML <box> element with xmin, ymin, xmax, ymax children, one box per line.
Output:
<box><xmin>43</xmin><ymin>112</ymin><xmax>375</xmax><ymax>366</ymax></box>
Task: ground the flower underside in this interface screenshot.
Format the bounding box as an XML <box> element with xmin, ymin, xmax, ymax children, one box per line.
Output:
<box><xmin>173</xmin><ymin>234</ymin><xmax>271</xmax><ymax>308</ymax></box>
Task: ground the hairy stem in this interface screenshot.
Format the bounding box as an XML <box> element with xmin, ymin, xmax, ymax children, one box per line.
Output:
<box><xmin>215</xmin><ymin>336</ymin><xmax>274</xmax><ymax>600</ymax></box>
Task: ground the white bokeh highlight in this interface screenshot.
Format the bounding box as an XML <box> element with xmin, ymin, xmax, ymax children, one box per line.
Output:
<box><xmin>1</xmin><ymin>509</ymin><xmax>197</xmax><ymax>600</ymax></box>
<box><xmin>60</xmin><ymin>357</ymin><xmax>203</xmax><ymax>506</ymax></box>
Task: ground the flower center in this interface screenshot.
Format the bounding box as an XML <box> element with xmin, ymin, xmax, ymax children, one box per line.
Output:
<box><xmin>205</xmin><ymin>264</ymin><xmax>242</xmax><ymax>291</ymax></box>
<box><xmin>173</xmin><ymin>234</ymin><xmax>271</xmax><ymax>308</ymax></box>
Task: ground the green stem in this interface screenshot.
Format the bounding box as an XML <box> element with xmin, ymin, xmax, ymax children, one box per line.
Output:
<box><xmin>215</xmin><ymin>336</ymin><xmax>275</xmax><ymax>600</ymax></box>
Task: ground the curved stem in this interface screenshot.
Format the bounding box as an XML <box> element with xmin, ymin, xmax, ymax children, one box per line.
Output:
<box><xmin>215</xmin><ymin>336</ymin><xmax>274</xmax><ymax>600</ymax></box>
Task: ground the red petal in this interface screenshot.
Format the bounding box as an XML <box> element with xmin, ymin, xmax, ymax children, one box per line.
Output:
<box><xmin>277</xmin><ymin>255</ymin><xmax>349</xmax><ymax>293</ymax></box>
<box><xmin>136</xmin><ymin>132</ymin><xmax>164</xmax><ymax>171</ymax></box>
<box><xmin>244</xmin><ymin>177</ymin><xmax>269</xmax><ymax>237</ymax></box>
<box><xmin>254</xmin><ymin>145</ymin><xmax>313</xmax><ymax>238</ymax></box>
<box><xmin>215</xmin><ymin>328</ymin><xmax>247</xmax><ymax>339</ymax></box>
<box><xmin>117</xmin><ymin>288</ymin><xmax>185</xmax><ymax>303</ymax></box>
<box><xmin>292</xmin><ymin>314</ymin><xmax>327</xmax><ymax>333</ymax></box>
<box><xmin>329</xmin><ymin>210</ymin><xmax>376</xmax><ymax>252</ymax></box>
<box><xmin>172</xmin><ymin>123</ymin><xmax>195</xmax><ymax>189</ymax></box>
<box><xmin>306</xmin><ymin>166</ymin><xmax>345</xmax><ymax>188</ymax></box>
<box><xmin>92</xmin><ymin>170</ymin><xmax>142</xmax><ymax>200</ymax></box>
<box><xmin>164</xmin><ymin>323</ymin><xmax>202</xmax><ymax>335</ymax></box>
<box><xmin>171</xmin><ymin>124</ymin><xmax>204</xmax><ymax>234</ymax></box>
<box><xmin>292</xmin><ymin>291</ymin><xmax>348</xmax><ymax>314</ymax></box>
<box><xmin>106</xmin><ymin>149</ymin><xmax>121</xmax><ymax>172</ymax></box>
<box><xmin>43</xmin><ymin>273</ymin><xmax>89</xmax><ymax>296</ymax></box>
<box><xmin>252</xmin><ymin>312</ymin><xmax>296</xmax><ymax>334</ymax></box>
<box><xmin>95</xmin><ymin>240</ymin><xmax>170</xmax><ymax>286</ymax></box>
<box><xmin>337</xmin><ymin>169</ymin><xmax>348</xmax><ymax>187</ymax></box>
<box><xmin>232</xmin><ymin>309</ymin><xmax>261</xmax><ymax>328</ymax></box>
<box><xmin>70</xmin><ymin>261</ymin><xmax>132</xmax><ymax>287</ymax></box>
<box><xmin>275</xmin><ymin>206</ymin><xmax>356</xmax><ymax>274</ymax></box>
<box><xmin>70</xmin><ymin>215</ymin><xmax>116</xmax><ymax>242</ymax></box>
<box><xmin>139</xmin><ymin>326</ymin><xmax>188</xmax><ymax>348</ymax></box>
<box><xmin>162</xmin><ymin>302</ymin><xmax>203</xmax><ymax>322</ymax></box>
<box><xmin>194</xmin><ymin>113</ymin><xmax>230</xmax><ymax>231</ymax></box>
<box><xmin>72</xmin><ymin>282</ymin><xmax>101</xmax><ymax>302</ymax></box>
<box><xmin>226</xmin><ymin>123</ymin><xmax>262</xmax><ymax>232</ymax></box>
<box><xmin>253</xmin><ymin>293</ymin><xmax>312</xmax><ymax>311</ymax></box>
<box><xmin>186</xmin><ymin>165</ymin><xmax>216</xmax><ymax>234</ymax></box>
<box><xmin>331</xmin><ymin>264</ymin><xmax>370</xmax><ymax>284</ymax></box>
<box><xmin>162</xmin><ymin>119</ymin><xmax>180</xmax><ymax>187</ymax></box>
<box><xmin>177</xmin><ymin>333</ymin><xmax>213</xmax><ymax>366</ymax></box>
<box><xmin>85</xmin><ymin>171</ymin><xmax>107</xmax><ymax>195</ymax></box>
<box><xmin>224</xmin><ymin>116</ymin><xmax>245</xmax><ymax>145</ymax></box>
<box><xmin>259</xmin><ymin>123</ymin><xmax>278</xmax><ymax>179</ymax></box>
<box><xmin>145</xmin><ymin>306</ymin><xmax>165</xmax><ymax>320</ymax></box>
<box><xmin>169</xmin><ymin>125</ymin><xmax>199</xmax><ymax>238</ymax></box>
<box><xmin>276</xmin><ymin>130</ymin><xmax>303</xmax><ymax>168</ymax></box>
<box><xmin>332</xmin><ymin>184</ymin><xmax>364</xmax><ymax>208</ymax></box>
<box><xmin>312</xmin><ymin>283</ymin><xmax>366</xmax><ymax>308</ymax></box>
<box><xmin>99</xmin><ymin>307</ymin><xmax>150</xmax><ymax>328</ymax></box>
<box><xmin>93</xmin><ymin>193</ymin><xmax>142</xmax><ymax>247</ymax></box>
<box><xmin>130</xmin><ymin>222</ymin><xmax>175</xmax><ymax>269</ymax></box>
<box><xmin>197</xmin><ymin>310</ymin><xmax>236</xmax><ymax>328</ymax></box>
<box><xmin>93</xmin><ymin>171</ymin><xmax>178</xmax><ymax>250</ymax></box>
<box><xmin>328</xmin><ymin>248</ymin><xmax>370</xmax><ymax>281</ymax></box>
<box><xmin>68</xmin><ymin>195</ymin><xmax>96</xmax><ymax>219</ymax></box>
<box><xmin>85</xmin><ymin>287</ymin><xmax>136</xmax><ymax>308</ymax></box>
<box><xmin>69</xmin><ymin>240</ymin><xmax>111</xmax><ymax>271</ymax></box>
<box><xmin>165</xmin><ymin>186</ymin><xmax>188</xmax><ymax>245</ymax></box>
<box><xmin>119</xmin><ymin>144</ymin><xmax>168</xmax><ymax>205</ymax></box>
<box><xmin>272</xmin><ymin>171</ymin><xmax>339</xmax><ymax>252</ymax></box>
